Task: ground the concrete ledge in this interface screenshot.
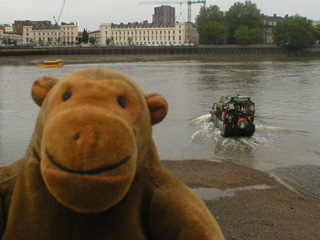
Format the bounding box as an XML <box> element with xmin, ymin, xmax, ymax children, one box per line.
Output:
<box><xmin>162</xmin><ymin>159</ymin><xmax>320</xmax><ymax>240</ymax></box>
<box><xmin>0</xmin><ymin>45</ymin><xmax>288</xmax><ymax>56</ymax></box>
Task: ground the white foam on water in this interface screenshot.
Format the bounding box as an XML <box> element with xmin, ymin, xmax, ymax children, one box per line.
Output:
<box><xmin>190</xmin><ymin>114</ymin><xmax>221</xmax><ymax>143</ymax></box>
<box><xmin>189</xmin><ymin>115</ymin><xmax>293</xmax><ymax>151</ymax></box>
<box><xmin>192</xmin><ymin>184</ymin><xmax>272</xmax><ymax>201</ymax></box>
<box><xmin>256</xmin><ymin>125</ymin><xmax>284</xmax><ymax>132</ymax></box>
<box><xmin>189</xmin><ymin>114</ymin><xmax>212</xmax><ymax>126</ymax></box>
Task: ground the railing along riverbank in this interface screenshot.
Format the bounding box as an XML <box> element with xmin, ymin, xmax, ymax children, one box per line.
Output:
<box><xmin>0</xmin><ymin>45</ymin><xmax>293</xmax><ymax>57</ymax></box>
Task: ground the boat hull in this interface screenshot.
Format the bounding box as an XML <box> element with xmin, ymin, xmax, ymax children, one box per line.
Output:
<box><xmin>211</xmin><ymin>114</ymin><xmax>255</xmax><ymax>137</ymax></box>
<box><xmin>37</xmin><ymin>59</ymin><xmax>64</xmax><ymax>68</ymax></box>
<box><xmin>37</xmin><ymin>64</ymin><xmax>64</xmax><ymax>68</ymax></box>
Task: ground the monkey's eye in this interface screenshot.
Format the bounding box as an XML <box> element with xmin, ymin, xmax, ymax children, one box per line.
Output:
<box><xmin>117</xmin><ymin>96</ymin><xmax>126</xmax><ymax>109</ymax></box>
<box><xmin>63</xmin><ymin>90</ymin><xmax>72</xmax><ymax>101</ymax></box>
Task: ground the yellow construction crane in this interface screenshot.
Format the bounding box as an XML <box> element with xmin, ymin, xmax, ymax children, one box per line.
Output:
<box><xmin>139</xmin><ymin>0</ymin><xmax>206</xmax><ymax>23</ymax></box>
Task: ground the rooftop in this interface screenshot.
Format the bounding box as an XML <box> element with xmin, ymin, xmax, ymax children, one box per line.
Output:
<box><xmin>32</xmin><ymin>25</ymin><xmax>61</xmax><ymax>30</ymax></box>
<box><xmin>111</xmin><ymin>21</ymin><xmax>176</xmax><ymax>28</ymax></box>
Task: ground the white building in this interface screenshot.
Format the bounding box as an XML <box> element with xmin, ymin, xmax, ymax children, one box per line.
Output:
<box><xmin>99</xmin><ymin>22</ymin><xmax>199</xmax><ymax>46</ymax></box>
<box><xmin>88</xmin><ymin>30</ymin><xmax>100</xmax><ymax>44</ymax></box>
<box><xmin>0</xmin><ymin>24</ymin><xmax>13</xmax><ymax>33</ymax></box>
<box><xmin>22</xmin><ymin>22</ymin><xmax>78</xmax><ymax>45</ymax></box>
<box><xmin>312</xmin><ymin>20</ymin><xmax>320</xmax><ymax>26</ymax></box>
<box><xmin>2</xmin><ymin>33</ymin><xmax>23</xmax><ymax>45</ymax></box>
<box><xmin>262</xmin><ymin>14</ymin><xmax>284</xmax><ymax>44</ymax></box>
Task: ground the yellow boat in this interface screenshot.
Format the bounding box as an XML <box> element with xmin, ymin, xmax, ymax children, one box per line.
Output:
<box><xmin>38</xmin><ymin>59</ymin><xmax>64</xmax><ymax>68</ymax></box>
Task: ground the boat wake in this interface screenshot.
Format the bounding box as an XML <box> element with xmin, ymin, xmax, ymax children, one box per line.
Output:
<box><xmin>189</xmin><ymin>114</ymin><xmax>294</xmax><ymax>147</ymax></box>
<box><xmin>190</xmin><ymin>114</ymin><xmax>220</xmax><ymax>142</ymax></box>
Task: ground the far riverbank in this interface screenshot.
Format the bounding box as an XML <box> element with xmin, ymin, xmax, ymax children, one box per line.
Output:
<box><xmin>2</xmin><ymin>53</ymin><xmax>320</xmax><ymax>67</ymax></box>
<box><xmin>0</xmin><ymin>45</ymin><xmax>287</xmax><ymax>57</ymax></box>
<box><xmin>1</xmin><ymin>45</ymin><xmax>320</xmax><ymax>58</ymax></box>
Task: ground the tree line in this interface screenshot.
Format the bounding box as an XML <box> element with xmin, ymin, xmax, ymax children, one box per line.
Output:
<box><xmin>196</xmin><ymin>1</ymin><xmax>320</xmax><ymax>51</ymax></box>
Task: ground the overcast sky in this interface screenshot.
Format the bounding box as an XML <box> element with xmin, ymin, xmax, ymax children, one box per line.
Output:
<box><xmin>1</xmin><ymin>0</ymin><xmax>319</xmax><ymax>31</ymax></box>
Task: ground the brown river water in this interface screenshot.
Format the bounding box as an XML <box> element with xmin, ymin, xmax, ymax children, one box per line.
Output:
<box><xmin>0</xmin><ymin>55</ymin><xmax>319</xmax><ymax>199</ymax></box>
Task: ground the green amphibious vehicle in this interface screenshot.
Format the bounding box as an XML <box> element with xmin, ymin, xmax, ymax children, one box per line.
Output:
<box><xmin>210</xmin><ymin>95</ymin><xmax>255</xmax><ymax>137</ymax></box>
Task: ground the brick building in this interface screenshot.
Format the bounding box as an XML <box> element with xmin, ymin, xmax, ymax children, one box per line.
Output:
<box><xmin>13</xmin><ymin>20</ymin><xmax>51</xmax><ymax>35</ymax></box>
<box><xmin>153</xmin><ymin>5</ymin><xmax>175</xmax><ymax>25</ymax></box>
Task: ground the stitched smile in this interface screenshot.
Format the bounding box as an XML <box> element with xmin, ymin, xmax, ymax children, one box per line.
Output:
<box><xmin>45</xmin><ymin>148</ymin><xmax>130</xmax><ymax>175</ymax></box>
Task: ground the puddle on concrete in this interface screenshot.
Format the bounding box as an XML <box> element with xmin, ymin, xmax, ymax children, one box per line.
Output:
<box><xmin>192</xmin><ymin>184</ymin><xmax>272</xmax><ymax>201</ymax></box>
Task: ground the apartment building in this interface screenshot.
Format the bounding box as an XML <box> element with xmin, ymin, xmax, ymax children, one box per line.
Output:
<box><xmin>153</xmin><ymin>5</ymin><xmax>175</xmax><ymax>25</ymax></box>
<box><xmin>2</xmin><ymin>33</ymin><xmax>23</xmax><ymax>45</ymax></box>
<box><xmin>262</xmin><ymin>14</ymin><xmax>284</xmax><ymax>44</ymax></box>
<box><xmin>22</xmin><ymin>22</ymin><xmax>78</xmax><ymax>45</ymax></box>
<box><xmin>0</xmin><ymin>24</ymin><xmax>13</xmax><ymax>33</ymax></box>
<box><xmin>13</xmin><ymin>20</ymin><xmax>52</xmax><ymax>35</ymax></box>
<box><xmin>100</xmin><ymin>21</ymin><xmax>199</xmax><ymax>46</ymax></box>
<box><xmin>88</xmin><ymin>30</ymin><xmax>100</xmax><ymax>44</ymax></box>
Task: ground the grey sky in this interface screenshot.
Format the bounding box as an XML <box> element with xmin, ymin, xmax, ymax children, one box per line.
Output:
<box><xmin>1</xmin><ymin>0</ymin><xmax>319</xmax><ymax>31</ymax></box>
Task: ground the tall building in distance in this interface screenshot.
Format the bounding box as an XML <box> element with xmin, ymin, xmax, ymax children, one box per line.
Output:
<box><xmin>153</xmin><ymin>5</ymin><xmax>175</xmax><ymax>24</ymax></box>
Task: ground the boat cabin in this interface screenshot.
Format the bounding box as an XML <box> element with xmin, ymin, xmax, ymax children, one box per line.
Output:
<box><xmin>211</xmin><ymin>95</ymin><xmax>255</xmax><ymax>137</ymax></box>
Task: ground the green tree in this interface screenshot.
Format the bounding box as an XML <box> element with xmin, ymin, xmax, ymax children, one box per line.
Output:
<box><xmin>274</xmin><ymin>15</ymin><xmax>317</xmax><ymax>52</ymax></box>
<box><xmin>234</xmin><ymin>25</ymin><xmax>263</xmax><ymax>45</ymax></box>
<box><xmin>249</xmin><ymin>27</ymin><xmax>264</xmax><ymax>44</ymax></box>
<box><xmin>225</xmin><ymin>1</ymin><xmax>263</xmax><ymax>44</ymax></box>
<box><xmin>314</xmin><ymin>24</ymin><xmax>320</xmax><ymax>43</ymax></box>
<box><xmin>195</xmin><ymin>5</ymin><xmax>227</xmax><ymax>44</ymax></box>
<box><xmin>196</xmin><ymin>5</ymin><xmax>225</xmax><ymax>26</ymax></box>
<box><xmin>106</xmin><ymin>37</ymin><xmax>111</xmax><ymax>45</ymax></box>
<box><xmin>77</xmin><ymin>36</ymin><xmax>82</xmax><ymax>44</ymax></box>
<box><xmin>48</xmin><ymin>37</ymin><xmax>52</xmax><ymax>45</ymax></box>
<box><xmin>127</xmin><ymin>36</ymin><xmax>133</xmax><ymax>45</ymax></box>
<box><xmin>201</xmin><ymin>21</ymin><xmax>228</xmax><ymax>44</ymax></box>
<box><xmin>38</xmin><ymin>39</ymin><xmax>44</xmax><ymax>46</ymax></box>
<box><xmin>89</xmin><ymin>36</ymin><xmax>96</xmax><ymax>44</ymax></box>
<box><xmin>82</xmin><ymin>29</ymin><xmax>89</xmax><ymax>43</ymax></box>
<box><xmin>234</xmin><ymin>25</ymin><xmax>250</xmax><ymax>45</ymax></box>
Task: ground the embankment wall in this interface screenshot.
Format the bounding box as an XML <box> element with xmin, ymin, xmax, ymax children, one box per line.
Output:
<box><xmin>0</xmin><ymin>45</ymin><xmax>290</xmax><ymax>57</ymax></box>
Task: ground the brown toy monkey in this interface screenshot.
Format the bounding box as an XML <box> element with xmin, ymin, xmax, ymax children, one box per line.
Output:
<box><xmin>0</xmin><ymin>68</ymin><xmax>224</xmax><ymax>240</ymax></box>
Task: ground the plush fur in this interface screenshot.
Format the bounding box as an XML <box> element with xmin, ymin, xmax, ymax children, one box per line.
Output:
<box><xmin>0</xmin><ymin>68</ymin><xmax>224</xmax><ymax>239</ymax></box>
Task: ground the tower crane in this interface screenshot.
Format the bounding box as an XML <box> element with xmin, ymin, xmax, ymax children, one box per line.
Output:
<box><xmin>139</xmin><ymin>0</ymin><xmax>206</xmax><ymax>23</ymax></box>
<box><xmin>53</xmin><ymin>0</ymin><xmax>67</xmax><ymax>25</ymax></box>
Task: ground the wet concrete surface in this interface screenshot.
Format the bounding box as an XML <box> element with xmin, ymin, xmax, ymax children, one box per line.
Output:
<box><xmin>271</xmin><ymin>164</ymin><xmax>320</xmax><ymax>199</ymax></box>
<box><xmin>162</xmin><ymin>159</ymin><xmax>320</xmax><ymax>240</ymax></box>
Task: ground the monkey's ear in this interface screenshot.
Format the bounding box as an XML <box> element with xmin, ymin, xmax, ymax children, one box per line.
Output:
<box><xmin>145</xmin><ymin>92</ymin><xmax>168</xmax><ymax>125</ymax></box>
<box><xmin>31</xmin><ymin>76</ymin><xmax>60</xmax><ymax>106</ymax></box>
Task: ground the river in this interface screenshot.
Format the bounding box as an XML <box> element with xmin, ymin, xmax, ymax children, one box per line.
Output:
<box><xmin>0</xmin><ymin>55</ymin><xmax>319</xmax><ymax>198</ymax></box>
